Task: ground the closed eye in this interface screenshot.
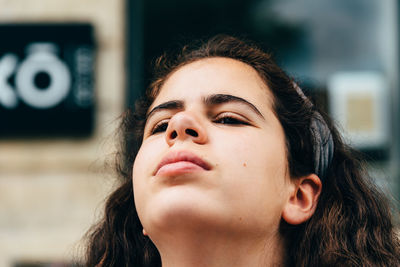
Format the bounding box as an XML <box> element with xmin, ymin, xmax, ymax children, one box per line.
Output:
<box><xmin>151</xmin><ymin>120</ymin><xmax>169</xmax><ymax>135</ymax></box>
<box><xmin>213</xmin><ymin>114</ymin><xmax>249</xmax><ymax>126</ymax></box>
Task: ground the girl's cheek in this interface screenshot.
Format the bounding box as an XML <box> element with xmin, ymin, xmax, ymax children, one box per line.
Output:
<box><xmin>133</xmin><ymin>138</ymin><xmax>164</xmax><ymax>176</ymax></box>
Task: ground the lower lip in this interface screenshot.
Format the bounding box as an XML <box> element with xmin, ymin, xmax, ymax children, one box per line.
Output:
<box><xmin>156</xmin><ymin>161</ymin><xmax>205</xmax><ymax>176</ymax></box>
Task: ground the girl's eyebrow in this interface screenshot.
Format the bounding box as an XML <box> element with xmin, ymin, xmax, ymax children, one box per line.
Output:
<box><xmin>203</xmin><ymin>94</ymin><xmax>265</xmax><ymax>120</ymax></box>
<box><xmin>146</xmin><ymin>100</ymin><xmax>184</xmax><ymax>120</ymax></box>
<box><xmin>146</xmin><ymin>94</ymin><xmax>265</xmax><ymax>121</ymax></box>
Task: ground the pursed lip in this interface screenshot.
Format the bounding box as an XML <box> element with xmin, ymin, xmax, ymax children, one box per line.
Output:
<box><xmin>154</xmin><ymin>150</ymin><xmax>212</xmax><ymax>176</ymax></box>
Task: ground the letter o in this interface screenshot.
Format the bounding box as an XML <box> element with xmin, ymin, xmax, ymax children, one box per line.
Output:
<box><xmin>16</xmin><ymin>51</ymin><xmax>71</xmax><ymax>109</ymax></box>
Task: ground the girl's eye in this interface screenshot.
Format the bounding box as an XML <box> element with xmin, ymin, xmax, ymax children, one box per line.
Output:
<box><xmin>151</xmin><ymin>121</ymin><xmax>168</xmax><ymax>135</ymax></box>
<box><xmin>214</xmin><ymin>115</ymin><xmax>249</xmax><ymax>125</ymax></box>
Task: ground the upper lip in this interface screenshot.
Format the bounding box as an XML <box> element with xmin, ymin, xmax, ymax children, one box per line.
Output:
<box><xmin>154</xmin><ymin>150</ymin><xmax>212</xmax><ymax>175</ymax></box>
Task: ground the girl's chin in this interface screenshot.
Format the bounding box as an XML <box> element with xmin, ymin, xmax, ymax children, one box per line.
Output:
<box><xmin>143</xmin><ymin>194</ymin><xmax>226</xmax><ymax>233</ymax></box>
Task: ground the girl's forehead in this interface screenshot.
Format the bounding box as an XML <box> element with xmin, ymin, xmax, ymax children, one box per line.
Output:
<box><xmin>151</xmin><ymin>57</ymin><xmax>274</xmax><ymax>110</ymax></box>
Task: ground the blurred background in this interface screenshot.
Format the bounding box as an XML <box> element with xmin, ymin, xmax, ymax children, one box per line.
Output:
<box><xmin>0</xmin><ymin>0</ymin><xmax>398</xmax><ymax>266</ymax></box>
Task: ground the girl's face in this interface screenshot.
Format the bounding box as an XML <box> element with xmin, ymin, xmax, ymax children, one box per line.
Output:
<box><xmin>133</xmin><ymin>57</ymin><xmax>293</xmax><ymax>239</ymax></box>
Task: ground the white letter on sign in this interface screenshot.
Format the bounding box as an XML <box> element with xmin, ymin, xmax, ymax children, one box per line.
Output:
<box><xmin>16</xmin><ymin>43</ymin><xmax>71</xmax><ymax>109</ymax></box>
<box><xmin>0</xmin><ymin>54</ymin><xmax>18</xmax><ymax>108</ymax></box>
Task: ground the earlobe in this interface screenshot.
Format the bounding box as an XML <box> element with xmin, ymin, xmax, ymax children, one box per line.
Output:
<box><xmin>282</xmin><ymin>174</ymin><xmax>322</xmax><ymax>225</ymax></box>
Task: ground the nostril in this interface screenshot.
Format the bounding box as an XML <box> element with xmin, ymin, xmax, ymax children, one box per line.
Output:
<box><xmin>185</xmin><ymin>129</ymin><xmax>198</xmax><ymax>137</ymax></box>
<box><xmin>170</xmin><ymin>131</ymin><xmax>177</xmax><ymax>139</ymax></box>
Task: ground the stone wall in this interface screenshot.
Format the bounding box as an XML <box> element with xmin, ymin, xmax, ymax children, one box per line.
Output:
<box><xmin>0</xmin><ymin>0</ymin><xmax>125</xmax><ymax>266</ymax></box>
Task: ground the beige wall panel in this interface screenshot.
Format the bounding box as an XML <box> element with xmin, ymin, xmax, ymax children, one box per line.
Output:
<box><xmin>0</xmin><ymin>0</ymin><xmax>126</xmax><ymax>265</ymax></box>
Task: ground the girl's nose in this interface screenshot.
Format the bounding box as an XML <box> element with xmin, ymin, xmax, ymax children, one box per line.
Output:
<box><xmin>165</xmin><ymin>112</ymin><xmax>208</xmax><ymax>146</ymax></box>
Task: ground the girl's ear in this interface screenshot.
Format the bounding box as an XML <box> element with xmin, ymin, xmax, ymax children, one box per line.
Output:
<box><xmin>282</xmin><ymin>174</ymin><xmax>322</xmax><ymax>225</ymax></box>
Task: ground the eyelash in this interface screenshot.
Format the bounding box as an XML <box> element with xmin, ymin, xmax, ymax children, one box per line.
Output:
<box><xmin>214</xmin><ymin>114</ymin><xmax>249</xmax><ymax>126</ymax></box>
<box><xmin>151</xmin><ymin>120</ymin><xmax>169</xmax><ymax>135</ymax></box>
<box><xmin>150</xmin><ymin>114</ymin><xmax>249</xmax><ymax>135</ymax></box>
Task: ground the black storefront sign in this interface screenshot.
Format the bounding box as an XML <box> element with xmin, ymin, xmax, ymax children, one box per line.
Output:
<box><xmin>0</xmin><ymin>23</ymin><xmax>95</xmax><ymax>137</ymax></box>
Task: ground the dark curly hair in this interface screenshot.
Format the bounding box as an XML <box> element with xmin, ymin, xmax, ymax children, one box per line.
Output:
<box><xmin>84</xmin><ymin>35</ymin><xmax>400</xmax><ymax>266</ymax></box>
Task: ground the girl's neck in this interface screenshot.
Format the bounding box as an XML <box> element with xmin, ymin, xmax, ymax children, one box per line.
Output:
<box><xmin>152</xmin><ymin>229</ymin><xmax>285</xmax><ymax>267</ymax></box>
